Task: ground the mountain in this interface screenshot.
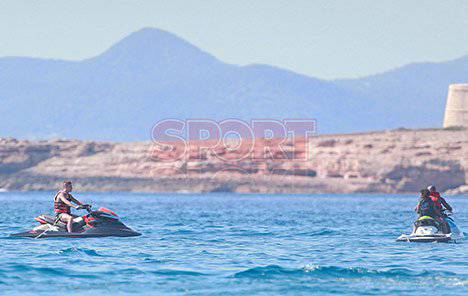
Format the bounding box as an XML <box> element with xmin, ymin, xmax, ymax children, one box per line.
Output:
<box><xmin>0</xmin><ymin>27</ymin><xmax>466</xmax><ymax>141</ymax></box>
<box><xmin>336</xmin><ymin>55</ymin><xmax>468</xmax><ymax>128</ymax></box>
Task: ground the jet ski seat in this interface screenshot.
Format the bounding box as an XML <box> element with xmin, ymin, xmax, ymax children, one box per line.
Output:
<box><xmin>35</xmin><ymin>214</ymin><xmax>67</xmax><ymax>229</ymax></box>
<box><xmin>414</xmin><ymin>216</ymin><xmax>452</xmax><ymax>234</ymax></box>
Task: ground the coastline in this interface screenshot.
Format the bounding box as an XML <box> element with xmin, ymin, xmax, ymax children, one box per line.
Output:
<box><xmin>1</xmin><ymin>128</ymin><xmax>466</xmax><ymax>195</ymax></box>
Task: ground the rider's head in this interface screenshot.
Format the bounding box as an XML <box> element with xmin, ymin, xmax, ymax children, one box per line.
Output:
<box><xmin>63</xmin><ymin>181</ymin><xmax>73</xmax><ymax>193</ymax></box>
<box><xmin>420</xmin><ymin>188</ymin><xmax>430</xmax><ymax>198</ymax></box>
<box><xmin>427</xmin><ymin>185</ymin><xmax>436</xmax><ymax>192</ymax></box>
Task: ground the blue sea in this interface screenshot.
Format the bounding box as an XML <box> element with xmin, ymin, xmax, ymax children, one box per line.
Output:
<box><xmin>0</xmin><ymin>192</ymin><xmax>467</xmax><ymax>295</ymax></box>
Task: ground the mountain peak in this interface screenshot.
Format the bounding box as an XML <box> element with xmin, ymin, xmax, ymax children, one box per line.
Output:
<box><xmin>121</xmin><ymin>27</ymin><xmax>187</xmax><ymax>45</ymax></box>
<box><xmin>94</xmin><ymin>27</ymin><xmax>219</xmax><ymax>69</ymax></box>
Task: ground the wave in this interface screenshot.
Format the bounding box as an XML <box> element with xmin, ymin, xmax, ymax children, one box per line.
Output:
<box><xmin>86</xmin><ymin>266</ymin><xmax>205</xmax><ymax>277</ymax></box>
<box><xmin>150</xmin><ymin>269</ymin><xmax>205</xmax><ymax>276</ymax></box>
<box><xmin>233</xmin><ymin>264</ymin><xmax>457</xmax><ymax>279</ymax></box>
<box><xmin>58</xmin><ymin>247</ymin><xmax>103</xmax><ymax>257</ymax></box>
<box><xmin>228</xmin><ymin>230</ymin><xmax>274</xmax><ymax>237</ymax></box>
<box><xmin>167</xmin><ymin>229</ymin><xmax>196</xmax><ymax>235</ymax></box>
<box><xmin>142</xmin><ymin>257</ymin><xmax>168</xmax><ymax>264</ymax></box>
<box><xmin>0</xmin><ymin>261</ymin><xmax>204</xmax><ymax>279</ymax></box>
<box><xmin>296</xmin><ymin>229</ymin><xmax>338</xmax><ymax>236</ymax></box>
<box><xmin>163</xmin><ymin>222</ymin><xmax>185</xmax><ymax>227</ymax></box>
<box><xmin>0</xmin><ymin>263</ymin><xmax>96</xmax><ymax>279</ymax></box>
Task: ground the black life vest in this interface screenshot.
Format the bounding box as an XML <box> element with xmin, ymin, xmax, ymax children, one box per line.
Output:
<box><xmin>419</xmin><ymin>198</ymin><xmax>435</xmax><ymax>217</ymax></box>
<box><xmin>54</xmin><ymin>192</ymin><xmax>71</xmax><ymax>214</ymax></box>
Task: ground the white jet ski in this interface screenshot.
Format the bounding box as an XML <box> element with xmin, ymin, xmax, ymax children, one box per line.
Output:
<box><xmin>397</xmin><ymin>212</ymin><xmax>464</xmax><ymax>243</ymax></box>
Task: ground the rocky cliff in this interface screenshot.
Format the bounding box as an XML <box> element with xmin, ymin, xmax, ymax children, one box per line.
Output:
<box><xmin>0</xmin><ymin>128</ymin><xmax>466</xmax><ymax>194</ymax></box>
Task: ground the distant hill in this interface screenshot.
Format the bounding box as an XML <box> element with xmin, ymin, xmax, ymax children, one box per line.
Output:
<box><xmin>336</xmin><ymin>55</ymin><xmax>468</xmax><ymax>128</ymax></box>
<box><xmin>0</xmin><ymin>27</ymin><xmax>466</xmax><ymax>141</ymax></box>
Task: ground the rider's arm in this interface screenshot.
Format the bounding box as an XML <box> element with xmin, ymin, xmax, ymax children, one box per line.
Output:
<box><xmin>440</xmin><ymin>197</ymin><xmax>453</xmax><ymax>212</ymax></box>
<box><xmin>415</xmin><ymin>202</ymin><xmax>421</xmax><ymax>213</ymax></box>
<box><xmin>58</xmin><ymin>193</ymin><xmax>79</xmax><ymax>209</ymax></box>
<box><xmin>69</xmin><ymin>194</ymin><xmax>83</xmax><ymax>206</ymax></box>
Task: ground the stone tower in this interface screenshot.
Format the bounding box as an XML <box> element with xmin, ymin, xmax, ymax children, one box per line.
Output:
<box><xmin>443</xmin><ymin>84</ymin><xmax>468</xmax><ymax>128</ymax></box>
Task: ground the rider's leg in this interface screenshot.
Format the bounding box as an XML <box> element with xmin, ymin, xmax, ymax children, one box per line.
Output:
<box><xmin>58</xmin><ymin>213</ymin><xmax>73</xmax><ymax>233</ymax></box>
<box><xmin>441</xmin><ymin>219</ymin><xmax>450</xmax><ymax>233</ymax></box>
<box><xmin>72</xmin><ymin>216</ymin><xmax>83</xmax><ymax>223</ymax></box>
<box><xmin>72</xmin><ymin>216</ymin><xmax>84</xmax><ymax>229</ymax></box>
<box><xmin>68</xmin><ymin>220</ymin><xmax>73</xmax><ymax>233</ymax></box>
<box><xmin>67</xmin><ymin>214</ymin><xmax>81</xmax><ymax>232</ymax></box>
<box><xmin>436</xmin><ymin>217</ymin><xmax>449</xmax><ymax>233</ymax></box>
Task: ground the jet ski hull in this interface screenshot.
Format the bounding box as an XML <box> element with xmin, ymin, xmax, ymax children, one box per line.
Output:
<box><xmin>397</xmin><ymin>216</ymin><xmax>464</xmax><ymax>243</ymax></box>
<box><xmin>10</xmin><ymin>228</ymin><xmax>141</xmax><ymax>238</ymax></box>
<box><xmin>396</xmin><ymin>234</ymin><xmax>452</xmax><ymax>243</ymax></box>
<box><xmin>11</xmin><ymin>207</ymin><xmax>141</xmax><ymax>238</ymax></box>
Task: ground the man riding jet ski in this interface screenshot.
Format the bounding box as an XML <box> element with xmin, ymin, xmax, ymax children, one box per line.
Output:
<box><xmin>428</xmin><ymin>185</ymin><xmax>453</xmax><ymax>233</ymax></box>
<box><xmin>11</xmin><ymin>204</ymin><xmax>141</xmax><ymax>238</ymax></box>
<box><xmin>11</xmin><ymin>181</ymin><xmax>140</xmax><ymax>238</ymax></box>
<box><xmin>428</xmin><ymin>186</ymin><xmax>453</xmax><ymax>214</ymax></box>
<box><xmin>397</xmin><ymin>189</ymin><xmax>464</xmax><ymax>243</ymax></box>
<box><xmin>53</xmin><ymin>181</ymin><xmax>86</xmax><ymax>233</ymax></box>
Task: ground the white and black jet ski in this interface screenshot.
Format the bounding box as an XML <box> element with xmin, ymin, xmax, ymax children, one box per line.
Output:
<box><xmin>397</xmin><ymin>212</ymin><xmax>464</xmax><ymax>243</ymax></box>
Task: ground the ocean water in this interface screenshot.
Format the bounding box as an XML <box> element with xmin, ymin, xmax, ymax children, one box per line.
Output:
<box><xmin>0</xmin><ymin>192</ymin><xmax>467</xmax><ymax>295</ymax></box>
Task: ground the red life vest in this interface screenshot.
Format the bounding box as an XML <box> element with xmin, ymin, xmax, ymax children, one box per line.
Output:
<box><xmin>430</xmin><ymin>192</ymin><xmax>442</xmax><ymax>209</ymax></box>
<box><xmin>54</xmin><ymin>193</ymin><xmax>71</xmax><ymax>214</ymax></box>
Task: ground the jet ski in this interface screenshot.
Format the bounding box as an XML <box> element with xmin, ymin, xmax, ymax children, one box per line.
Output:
<box><xmin>11</xmin><ymin>205</ymin><xmax>141</xmax><ymax>238</ymax></box>
<box><xmin>397</xmin><ymin>211</ymin><xmax>464</xmax><ymax>243</ymax></box>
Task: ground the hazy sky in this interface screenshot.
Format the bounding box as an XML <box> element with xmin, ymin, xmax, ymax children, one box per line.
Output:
<box><xmin>1</xmin><ymin>0</ymin><xmax>468</xmax><ymax>79</ymax></box>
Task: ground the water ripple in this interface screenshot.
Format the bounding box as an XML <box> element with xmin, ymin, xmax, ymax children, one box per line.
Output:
<box><xmin>0</xmin><ymin>192</ymin><xmax>466</xmax><ymax>295</ymax></box>
<box><xmin>58</xmin><ymin>247</ymin><xmax>103</xmax><ymax>257</ymax></box>
<box><xmin>234</xmin><ymin>264</ymin><xmax>458</xmax><ymax>279</ymax></box>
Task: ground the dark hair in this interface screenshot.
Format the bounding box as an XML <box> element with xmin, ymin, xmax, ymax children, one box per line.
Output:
<box><xmin>63</xmin><ymin>181</ymin><xmax>72</xmax><ymax>187</ymax></box>
<box><xmin>420</xmin><ymin>188</ymin><xmax>430</xmax><ymax>197</ymax></box>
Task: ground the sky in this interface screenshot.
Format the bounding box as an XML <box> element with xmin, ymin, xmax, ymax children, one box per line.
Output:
<box><xmin>1</xmin><ymin>0</ymin><xmax>468</xmax><ymax>79</ymax></box>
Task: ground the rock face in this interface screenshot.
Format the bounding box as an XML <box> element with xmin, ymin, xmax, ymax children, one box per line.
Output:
<box><xmin>0</xmin><ymin>128</ymin><xmax>466</xmax><ymax>194</ymax></box>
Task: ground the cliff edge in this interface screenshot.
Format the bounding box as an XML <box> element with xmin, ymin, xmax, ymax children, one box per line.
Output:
<box><xmin>0</xmin><ymin>128</ymin><xmax>466</xmax><ymax>194</ymax></box>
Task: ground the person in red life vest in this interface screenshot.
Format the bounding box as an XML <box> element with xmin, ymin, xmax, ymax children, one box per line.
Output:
<box><xmin>428</xmin><ymin>185</ymin><xmax>453</xmax><ymax>215</ymax></box>
<box><xmin>428</xmin><ymin>185</ymin><xmax>453</xmax><ymax>233</ymax></box>
<box><xmin>54</xmin><ymin>181</ymin><xmax>86</xmax><ymax>233</ymax></box>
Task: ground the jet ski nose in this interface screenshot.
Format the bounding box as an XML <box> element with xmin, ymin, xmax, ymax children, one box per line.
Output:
<box><xmin>126</xmin><ymin>229</ymin><xmax>142</xmax><ymax>237</ymax></box>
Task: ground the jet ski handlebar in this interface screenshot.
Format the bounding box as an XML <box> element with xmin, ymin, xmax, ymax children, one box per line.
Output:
<box><xmin>77</xmin><ymin>204</ymin><xmax>92</xmax><ymax>212</ymax></box>
<box><xmin>441</xmin><ymin>209</ymin><xmax>453</xmax><ymax>216</ymax></box>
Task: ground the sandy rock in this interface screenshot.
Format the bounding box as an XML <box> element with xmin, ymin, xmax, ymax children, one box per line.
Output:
<box><xmin>0</xmin><ymin>128</ymin><xmax>466</xmax><ymax>194</ymax></box>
